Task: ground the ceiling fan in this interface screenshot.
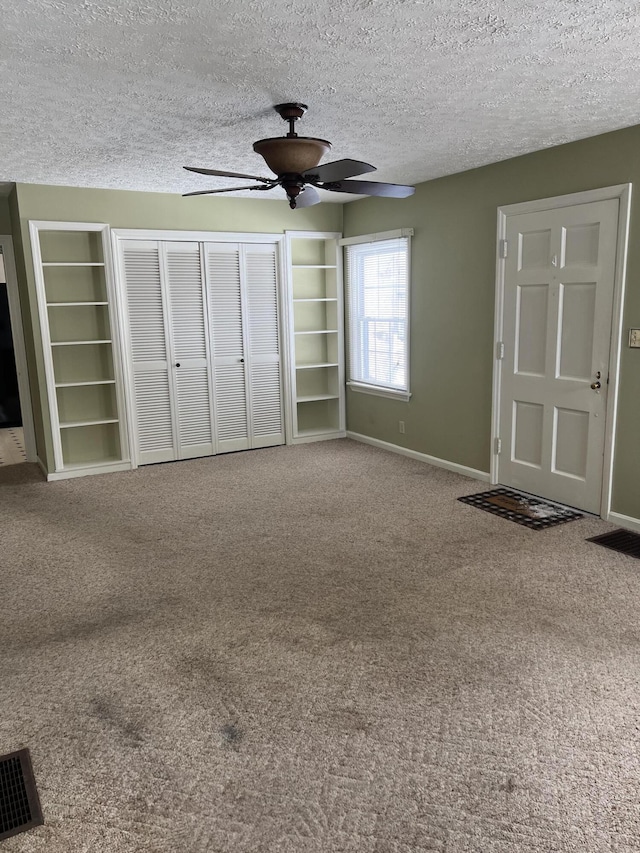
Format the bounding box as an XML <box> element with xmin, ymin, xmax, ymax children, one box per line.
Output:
<box><xmin>183</xmin><ymin>102</ymin><xmax>415</xmax><ymax>209</ymax></box>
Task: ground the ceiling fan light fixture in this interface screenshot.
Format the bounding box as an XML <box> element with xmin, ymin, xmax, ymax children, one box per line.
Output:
<box><xmin>184</xmin><ymin>102</ymin><xmax>415</xmax><ymax>207</ymax></box>
<box><xmin>252</xmin><ymin>136</ymin><xmax>331</xmax><ymax>176</ymax></box>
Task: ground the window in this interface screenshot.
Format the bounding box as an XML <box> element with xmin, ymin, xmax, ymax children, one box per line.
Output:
<box><xmin>344</xmin><ymin>231</ymin><xmax>411</xmax><ymax>400</ymax></box>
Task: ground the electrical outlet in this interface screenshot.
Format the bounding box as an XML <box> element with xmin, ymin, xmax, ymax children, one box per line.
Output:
<box><xmin>399</xmin><ymin>420</ymin><xmax>405</xmax><ymax>434</ymax></box>
<box><xmin>630</xmin><ymin>329</ymin><xmax>640</xmax><ymax>348</ymax></box>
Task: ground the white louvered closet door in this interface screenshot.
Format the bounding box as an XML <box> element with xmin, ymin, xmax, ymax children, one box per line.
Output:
<box><xmin>205</xmin><ymin>243</ymin><xmax>251</xmax><ymax>453</ymax></box>
<box><xmin>244</xmin><ymin>243</ymin><xmax>284</xmax><ymax>448</ymax></box>
<box><xmin>122</xmin><ymin>240</ymin><xmax>177</xmax><ymax>464</ymax></box>
<box><xmin>164</xmin><ymin>243</ymin><xmax>214</xmax><ymax>459</ymax></box>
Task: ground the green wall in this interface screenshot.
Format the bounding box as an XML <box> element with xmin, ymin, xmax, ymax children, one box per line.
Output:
<box><xmin>343</xmin><ymin>123</ymin><xmax>640</xmax><ymax>519</ymax></box>
<box><xmin>12</xmin><ymin>184</ymin><xmax>342</xmax><ymax>469</ymax></box>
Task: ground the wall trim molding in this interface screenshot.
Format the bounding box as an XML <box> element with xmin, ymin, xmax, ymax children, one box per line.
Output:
<box><xmin>36</xmin><ymin>456</ymin><xmax>48</xmax><ymax>479</ymax></box>
<box><xmin>607</xmin><ymin>511</ymin><xmax>640</xmax><ymax>534</ymax></box>
<box><xmin>0</xmin><ymin>234</ymin><xmax>38</xmax><ymax>462</ymax></box>
<box><xmin>346</xmin><ymin>431</ymin><xmax>490</xmax><ymax>482</ymax></box>
<box><xmin>111</xmin><ymin>228</ymin><xmax>284</xmax><ymax>244</ymax></box>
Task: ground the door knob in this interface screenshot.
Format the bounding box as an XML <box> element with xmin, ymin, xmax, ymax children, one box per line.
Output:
<box><xmin>240</xmin><ymin>358</ymin><xmax>245</xmax><ymax>363</ymax></box>
<box><xmin>590</xmin><ymin>381</ymin><xmax>601</xmax><ymax>390</ymax></box>
<box><xmin>175</xmin><ymin>363</ymin><xmax>181</xmax><ymax>368</ymax></box>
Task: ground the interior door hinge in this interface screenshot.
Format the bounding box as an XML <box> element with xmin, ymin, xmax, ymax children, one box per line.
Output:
<box><xmin>499</xmin><ymin>239</ymin><xmax>508</xmax><ymax>259</ymax></box>
<box><xmin>496</xmin><ymin>341</ymin><xmax>505</xmax><ymax>360</ymax></box>
<box><xmin>494</xmin><ymin>437</ymin><xmax>502</xmax><ymax>454</ymax></box>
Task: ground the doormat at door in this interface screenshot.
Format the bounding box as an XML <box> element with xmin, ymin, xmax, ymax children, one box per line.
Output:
<box><xmin>458</xmin><ymin>488</ymin><xmax>583</xmax><ymax>530</ymax></box>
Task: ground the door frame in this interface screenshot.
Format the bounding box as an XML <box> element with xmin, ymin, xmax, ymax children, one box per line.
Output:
<box><xmin>0</xmin><ymin>234</ymin><xmax>37</xmax><ymax>461</ymax></box>
<box><xmin>491</xmin><ymin>183</ymin><xmax>632</xmax><ymax>519</ymax></box>
<box><xmin>111</xmin><ymin>229</ymin><xmax>289</xmax><ymax>468</ymax></box>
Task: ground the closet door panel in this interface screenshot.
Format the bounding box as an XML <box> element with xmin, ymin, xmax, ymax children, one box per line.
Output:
<box><xmin>123</xmin><ymin>241</ymin><xmax>176</xmax><ymax>464</ymax></box>
<box><xmin>133</xmin><ymin>368</ymin><xmax>174</xmax><ymax>463</ymax></box>
<box><xmin>213</xmin><ymin>364</ymin><xmax>249</xmax><ymax>451</ymax></box>
<box><xmin>206</xmin><ymin>243</ymin><xmax>250</xmax><ymax>453</ymax></box>
<box><xmin>245</xmin><ymin>244</ymin><xmax>284</xmax><ymax>448</ymax></box>
<box><xmin>165</xmin><ymin>243</ymin><xmax>214</xmax><ymax>458</ymax></box>
<box><xmin>175</xmin><ymin>366</ymin><xmax>214</xmax><ymax>458</ymax></box>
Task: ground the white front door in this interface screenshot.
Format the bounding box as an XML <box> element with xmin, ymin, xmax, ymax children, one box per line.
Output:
<box><xmin>498</xmin><ymin>198</ymin><xmax>619</xmax><ymax>513</ymax></box>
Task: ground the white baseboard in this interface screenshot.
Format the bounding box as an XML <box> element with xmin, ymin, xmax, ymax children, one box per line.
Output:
<box><xmin>607</xmin><ymin>511</ymin><xmax>640</xmax><ymax>534</ymax></box>
<box><xmin>46</xmin><ymin>460</ymin><xmax>133</xmax><ymax>481</ymax></box>
<box><xmin>346</xmin><ymin>431</ymin><xmax>490</xmax><ymax>482</ymax></box>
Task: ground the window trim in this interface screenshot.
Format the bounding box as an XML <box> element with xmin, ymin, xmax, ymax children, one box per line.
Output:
<box><xmin>341</xmin><ymin>229</ymin><xmax>413</xmax><ymax>400</ymax></box>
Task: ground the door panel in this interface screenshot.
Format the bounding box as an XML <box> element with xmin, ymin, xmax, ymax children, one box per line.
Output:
<box><xmin>123</xmin><ymin>241</ymin><xmax>176</xmax><ymax>464</ymax></box>
<box><xmin>557</xmin><ymin>282</ymin><xmax>596</xmax><ymax>379</ymax></box>
<box><xmin>553</xmin><ymin>407</ymin><xmax>589</xmax><ymax>478</ymax></box>
<box><xmin>206</xmin><ymin>244</ymin><xmax>250</xmax><ymax>453</ymax></box>
<box><xmin>499</xmin><ymin>198</ymin><xmax>619</xmax><ymax>513</ymax></box>
<box><xmin>515</xmin><ymin>284</ymin><xmax>548</xmax><ymax>375</ymax></box>
<box><xmin>213</xmin><ymin>363</ymin><xmax>249</xmax><ymax>451</ymax></box>
<box><xmin>512</xmin><ymin>400</ymin><xmax>544</xmax><ymax>467</ymax></box>
<box><xmin>164</xmin><ymin>243</ymin><xmax>213</xmax><ymax>459</ymax></box>
<box><xmin>244</xmin><ymin>244</ymin><xmax>284</xmax><ymax>448</ymax></box>
<box><xmin>175</xmin><ymin>366</ymin><xmax>214</xmax><ymax>459</ymax></box>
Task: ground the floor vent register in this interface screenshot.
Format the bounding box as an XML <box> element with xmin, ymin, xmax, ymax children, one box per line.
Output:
<box><xmin>587</xmin><ymin>528</ymin><xmax>640</xmax><ymax>559</ymax></box>
<box><xmin>0</xmin><ymin>748</ymin><xmax>44</xmax><ymax>841</ymax></box>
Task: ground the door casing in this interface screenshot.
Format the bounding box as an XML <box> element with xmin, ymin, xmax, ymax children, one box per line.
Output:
<box><xmin>492</xmin><ymin>184</ymin><xmax>632</xmax><ymax>520</ymax></box>
<box><xmin>0</xmin><ymin>234</ymin><xmax>37</xmax><ymax>461</ymax></box>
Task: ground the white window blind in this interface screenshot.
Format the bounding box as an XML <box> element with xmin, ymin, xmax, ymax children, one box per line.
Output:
<box><xmin>345</xmin><ymin>235</ymin><xmax>410</xmax><ymax>399</ymax></box>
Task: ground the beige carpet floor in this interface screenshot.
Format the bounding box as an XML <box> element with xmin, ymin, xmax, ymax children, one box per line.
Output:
<box><xmin>1</xmin><ymin>440</ymin><xmax>639</xmax><ymax>852</ymax></box>
<box><xmin>0</xmin><ymin>426</ymin><xmax>26</xmax><ymax>466</ymax></box>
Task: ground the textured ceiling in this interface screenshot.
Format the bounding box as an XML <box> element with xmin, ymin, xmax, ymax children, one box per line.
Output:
<box><xmin>1</xmin><ymin>0</ymin><xmax>640</xmax><ymax>203</ymax></box>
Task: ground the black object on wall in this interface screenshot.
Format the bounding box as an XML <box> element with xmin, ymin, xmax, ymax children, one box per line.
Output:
<box><xmin>0</xmin><ymin>280</ymin><xmax>22</xmax><ymax>428</ymax></box>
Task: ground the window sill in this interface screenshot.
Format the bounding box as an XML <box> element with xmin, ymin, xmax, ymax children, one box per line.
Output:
<box><xmin>347</xmin><ymin>382</ymin><xmax>411</xmax><ymax>402</ymax></box>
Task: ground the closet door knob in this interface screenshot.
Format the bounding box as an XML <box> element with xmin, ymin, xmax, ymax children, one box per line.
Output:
<box><xmin>175</xmin><ymin>363</ymin><xmax>181</xmax><ymax>368</ymax></box>
<box><xmin>240</xmin><ymin>358</ymin><xmax>245</xmax><ymax>363</ymax></box>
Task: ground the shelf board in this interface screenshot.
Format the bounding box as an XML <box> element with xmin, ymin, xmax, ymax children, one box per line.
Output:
<box><xmin>293</xmin><ymin>298</ymin><xmax>337</xmax><ymax>303</ymax></box>
<box><xmin>51</xmin><ymin>339</ymin><xmax>112</xmax><ymax>346</ymax></box>
<box><xmin>61</xmin><ymin>457</ymin><xmax>123</xmax><ymax>470</ymax></box>
<box><xmin>294</xmin><ymin>329</ymin><xmax>338</xmax><ymax>336</ymax></box>
<box><xmin>55</xmin><ymin>380</ymin><xmax>116</xmax><ymax>388</ymax></box>
<box><xmin>296</xmin><ymin>426</ymin><xmax>341</xmax><ymax>437</ymax></box>
<box><xmin>292</xmin><ymin>264</ymin><xmax>337</xmax><ymax>269</ymax></box>
<box><xmin>47</xmin><ymin>301</ymin><xmax>108</xmax><ymax>307</ymax></box>
<box><xmin>296</xmin><ymin>362</ymin><xmax>339</xmax><ymax>369</ymax></box>
<box><xmin>297</xmin><ymin>394</ymin><xmax>339</xmax><ymax>403</ymax></box>
<box><xmin>59</xmin><ymin>418</ymin><xmax>119</xmax><ymax>429</ymax></box>
<box><xmin>42</xmin><ymin>262</ymin><xmax>105</xmax><ymax>267</ymax></box>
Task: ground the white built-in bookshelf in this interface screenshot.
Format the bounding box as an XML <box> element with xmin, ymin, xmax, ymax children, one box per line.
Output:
<box><xmin>285</xmin><ymin>231</ymin><xmax>345</xmax><ymax>442</ymax></box>
<box><xmin>30</xmin><ymin>222</ymin><xmax>130</xmax><ymax>479</ymax></box>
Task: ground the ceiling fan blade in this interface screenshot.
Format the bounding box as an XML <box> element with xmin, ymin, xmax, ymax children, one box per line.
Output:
<box><xmin>322</xmin><ymin>179</ymin><xmax>415</xmax><ymax>198</ymax></box>
<box><xmin>294</xmin><ymin>185</ymin><xmax>321</xmax><ymax>208</ymax></box>
<box><xmin>302</xmin><ymin>158</ymin><xmax>376</xmax><ymax>183</ymax></box>
<box><xmin>183</xmin><ymin>166</ymin><xmax>273</xmax><ymax>183</ymax></box>
<box><xmin>182</xmin><ymin>184</ymin><xmax>274</xmax><ymax>197</ymax></box>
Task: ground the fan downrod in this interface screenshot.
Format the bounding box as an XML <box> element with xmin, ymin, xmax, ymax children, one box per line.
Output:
<box><xmin>274</xmin><ymin>102</ymin><xmax>308</xmax><ymax>137</ymax></box>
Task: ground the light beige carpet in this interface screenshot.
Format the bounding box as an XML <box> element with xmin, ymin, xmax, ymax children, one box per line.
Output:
<box><xmin>0</xmin><ymin>426</ymin><xmax>26</xmax><ymax>466</ymax></box>
<box><xmin>1</xmin><ymin>440</ymin><xmax>639</xmax><ymax>852</ymax></box>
